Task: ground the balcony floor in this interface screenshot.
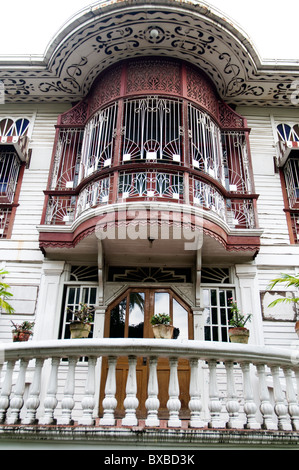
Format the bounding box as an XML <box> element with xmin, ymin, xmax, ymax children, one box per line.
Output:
<box><xmin>1</xmin><ymin>420</ymin><xmax>299</xmax><ymax>450</ymax></box>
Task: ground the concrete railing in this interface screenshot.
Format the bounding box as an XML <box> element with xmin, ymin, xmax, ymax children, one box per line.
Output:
<box><xmin>0</xmin><ymin>339</ymin><xmax>299</xmax><ymax>431</ymax></box>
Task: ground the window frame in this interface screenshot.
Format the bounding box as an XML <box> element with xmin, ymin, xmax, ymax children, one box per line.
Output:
<box><xmin>201</xmin><ymin>285</ymin><xmax>236</xmax><ymax>342</ymax></box>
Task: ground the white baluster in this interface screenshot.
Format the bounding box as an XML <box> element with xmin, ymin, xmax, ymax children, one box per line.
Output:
<box><xmin>122</xmin><ymin>356</ymin><xmax>139</xmax><ymax>426</ymax></box>
<box><xmin>145</xmin><ymin>356</ymin><xmax>160</xmax><ymax>427</ymax></box>
<box><xmin>256</xmin><ymin>363</ymin><xmax>277</xmax><ymax>430</ymax></box>
<box><xmin>0</xmin><ymin>360</ymin><xmax>15</xmax><ymax>423</ymax></box>
<box><xmin>225</xmin><ymin>361</ymin><xmax>243</xmax><ymax>429</ymax></box>
<box><xmin>100</xmin><ymin>356</ymin><xmax>117</xmax><ymax>426</ymax></box>
<box><xmin>271</xmin><ymin>365</ymin><xmax>292</xmax><ymax>431</ymax></box>
<box><xmin>283</xmin><ymin>367</ymin><xmax>299</xmax><ymax>431</ymax></box>
<box><xmin>22</xmin><ymin>358</ymin><xmax>44</xmax><ymax>425</ymax></box>
<box><xmin>79</xmin><ymin>356</ymin><xmax>97</xmax><ymax>426</ymax></box>
<box><xmin>188</xmin><ymin>358</ymin><xmax>205</xmax><ymax>428</ymax></box>
<box><xmin>208</xmin><ymin>360</ymin><xmax>225</xmax><ymax>428</ymax></box>
<box><xmin>59</xmin><ymin>356</ymin><xmax>78</xmax><ymax>425</ymax></box>
<box><xmin>6</xmin><ymin>358</ymin><xmax>29</xmax><ymax>424</ymax></box>
<box><xmin>167</xmin><ymin>357</ymin><xmax>181</xmax><ymax>428</ymax></box>
<box><xmin>241</xmin><ymin>362</ymin><xmax>260</xmax><ymax>429</ymax></box>
<box><xmin>39</xmin><ymin>357</ymin><xmax>60</xmax><ymax>425</ymax></box>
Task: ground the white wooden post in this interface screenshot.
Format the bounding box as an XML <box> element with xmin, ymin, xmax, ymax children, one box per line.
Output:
<box><xmin>122</xmin><ymin>356</ymin><xmax>139</xmax><ymax>426</ymax></box>
<box><xmin>167</xmin><ymin>357</ymin><xmax>181</xmax><ymax>428</ymax></box>
<box><xmin>145</xmin><ymin>356</ymin><xmax>160</xmax><ymax>427</ymax></box>
<box><xmin>7</xmin><ymin>358</ymin><xmax>29</xmax><ymax>424</ymax></box>
<box><xmin>271</xmin><ymin>365</ymin><xmax>292</xmax><ymax>431</ymax></box>
<box><xmin>23</xmin><ymin>358</ymin><xmax>44</xmax><ymax>425</ymax></box>
<box><xmin>283</xmin><ymin>367</ymin><xmax>299</xmax><ymax>431</ymax></box>
<box><xmin>39</xmin><ymin>357</ymin><xmax>60</xmax><ymax>425</ymax></box>
<box><xmin>225</xmin><ymin>361</ymin><xmax>243</xmax><ymax>429</ymax></box>
<box><xmin>79</xmin><ymin>356</ymin><xmax>97</xmax><ymax>426</ymax></box>
<box><xmin>188</xmin><ymin>358</ymin><xmax>205</xmax><ymax>428</ymax></box>
<box><xmin>241</xmin><ymin>362</ymin><xmax>260</xmax><ymax>429</ymax></box>
<box><xmin>0</xmin><ymin>360</ymin><xmax>15</xmax><ymax>423</ymax></box>
<box><xmin>256</xmin><ymin>363</ymin><xmax>277</xmax><ymax>430</ymax></box>
<box><xmin>59</xmin><ymin>356</ymin><xmax>78</xmax><ymax>425</ymax></box>
<box><xmin>208</xmin><ymin>360</ymin><xmax>225</xmax><ymax>428</ymax></box>
<box><xmin>100</xmin><ymin>356</ymin><xmax>118</xmax><ymax>426</ymax></box>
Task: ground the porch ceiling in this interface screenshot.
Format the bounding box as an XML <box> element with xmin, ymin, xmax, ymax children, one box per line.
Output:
<box><xmin>1</xmin><ymin>0</ymin><xmax>299</xmax><ymax>106</ymax></box>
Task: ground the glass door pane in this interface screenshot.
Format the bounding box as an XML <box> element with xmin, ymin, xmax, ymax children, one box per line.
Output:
<box><xmin>154</xmin><ymin>292</ymin><xmax>170</xmax><ymax>316</ymax></box>
<box><xmin>173</xmin><ymin>299</ymin><xmax>188</xmax><ymax>340</ymax></box>
<box><xmin>128</xmin><ymin>292</ymin><xmax>145</xmax><ymax>338</ymax></box>
<box><xmin>110</xmin><ymin>298</ymin><xmax>126</xmax><ymax>338</ymax></box>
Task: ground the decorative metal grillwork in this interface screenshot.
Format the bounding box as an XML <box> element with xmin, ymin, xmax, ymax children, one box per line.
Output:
<box><xmin>0</xmin><ymin>152</ymin><xmax>21</xmax><ymax>203</ymax></box>
<box><xmin>118</xmin><ymin>171</ymin><xmax>184</xmax><ymax>201</ymax></box>
<box><xmin>227</xmin><ymin>199</ymin><xmax>255</xmax><ymax>229</ymax></box>
<box><xmin>51</xmin><ymin>128</ymin><xmax>84</xmax><ymax>190</ymax></box>
<box><xmin>290</xmin><ymin>213</ymin><xmax>299</xmax><ymax>243</ymax></box>
<box><xmin>80</xmin><ymin>103</ymin><xmax>118</xmax><ymax>178</ymax></box>
<box><xmin>284</xmin><ymin>158</ymin><xmax>299</xmax><ymax>209</ymax></box>
<box><xmin>122</xmin><ymin>97</ymin><xmax>182</xmax><ymax>163</ymax></box>
<box><xmin>188</xmin><ymin>104</ymin><xmax>223</xmax><ymax>182</ymax></box>
<box><xmin>192</xmin><ymin>177</ymin><xmax>226</xmax><ymax>221</ymax></box>
<box><xmin>75</xmin><ymin>177</ymin><xmax>110</xmax><ymax>218</ymax></box>
<box><xmin>45</xmin><ymin>195</ymin><xmax>77</xmax><ymax>225</ymax></box>
<box><xmin>221</xmin><ymin>131</ymin><xmax>252</xmax><ymax>194</ymax></box>
<box><xmin>0</xmin><ymin>207</ymin><xmax>12</xmax><ymax>238</ymax></box>
<box><xmin>0</xmin><ymin>118</ymin><xmax>30</xmax><ymax>137</ymax></box>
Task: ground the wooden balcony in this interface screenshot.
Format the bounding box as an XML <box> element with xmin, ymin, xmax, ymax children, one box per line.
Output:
<box><xmin>1</xmin><ymin>339</ymin><xmax>299</xmax><ymax>449</ymax></box>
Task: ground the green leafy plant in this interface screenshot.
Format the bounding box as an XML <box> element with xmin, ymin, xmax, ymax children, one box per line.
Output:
<box><xmin>0</xmin><ymin>269</ymin><xmax>14</xmax><ymax>314</ymax></box>
<box><xmin>11</xmin><ymin>320</ymin><xmax>35</xmax><ymax>334</ymax></box>
<box><xmin>69</xmin><ymin>303</ymin><xmax>94</xmax><ymax>324</ymax></box>
<box><xmin>267</xmin><ymin>273</ymin><xmax>299</xmax><ymax>307</ymax></box>
<box><xmin>228</xmin><ymin>298</ymin><xmax>252</xmax><ymax>328</ymax></box>
<box><xmin>150</xmin><ymin>313</ymin><xmax>171</xmax><ymax>326</ymax></box>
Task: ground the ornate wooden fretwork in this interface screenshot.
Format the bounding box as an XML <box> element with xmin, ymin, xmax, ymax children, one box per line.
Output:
<box><xmin>107</xmin><ymin>266</ymin><xmax>192</xmax><ymax>283</ymax></box>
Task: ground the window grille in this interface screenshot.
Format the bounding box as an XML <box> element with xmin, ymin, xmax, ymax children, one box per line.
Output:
<box><xmin>188</xmin><ymin>104</ymin><xmax>223</xmax><ymax>181</ymax></box>
<box><xmin>0</xmin><ymin>118</ymin><xmax>30</xmax><ymax>137</ymax></box>
<box><xmin>0</xmin><ymin>207</ymin><xmax>12</xmax><ymax>238</ymax></box>
<box><xmin>284</xmin><ymin>157</ymin><xmax>299</xmax><ymax>208</ymax></box>
<box><xmin>0</xmin><ymin>151</ymin><xmax>21</xmax><ymax>203</ymax></box>
<box><xmin>51</xmin><ymin>128</ymin><xmax>84</xmax><ymax>190</ymax></box>
<box><xmin>277</xmin><ymin>123</ymin><xmax>299</xmax><ymax>142</ymax></box>
<box><xmin>122</xmin><ymin>97</ymin><xmax>182</xmax><ymax>163</ymax></box>
<box><xmin>80</xmin><ymin>103</ymin><xmax>118</xmax><ymax>178</ymax></box>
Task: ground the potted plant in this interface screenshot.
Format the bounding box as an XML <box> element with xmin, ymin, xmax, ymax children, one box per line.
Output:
<box><xmin>150</xmin><ymin>313</ymin><xmax>174</xmax><ymax>339</ymax></box>
<box><xmin>11</xmin><ymin>320</ymin><xmax>34</xmax><ymax>342</ymax></box>
<box><xmin>228</xmin><ymin>299</ymin><xmax>252</xmax><ymax>344</ymax></box>
<box><xmin>69</xmin><ymin>303</ymin><xmax>94</xmax><ymax>339</ymax></box>
<box><xmin>268</xmin><ymin>273</ymin><xmax>299</xmax><ymax>337</ymax></box>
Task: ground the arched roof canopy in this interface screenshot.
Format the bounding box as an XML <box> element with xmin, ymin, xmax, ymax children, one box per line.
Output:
<box><xmin>1</xmin><ymin>0</ymin><xmax>299</xmax><ymax>106</ymax></box>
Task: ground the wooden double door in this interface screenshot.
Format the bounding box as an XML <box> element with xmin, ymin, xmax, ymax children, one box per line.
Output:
<box><xmin>100</xmin><ymin>288</ymin><xmax>193</xmax><ymax>419</ymax></box>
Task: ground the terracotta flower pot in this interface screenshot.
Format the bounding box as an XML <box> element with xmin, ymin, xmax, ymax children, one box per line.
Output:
<box><xmin>152</xmin><ymin>324</ymin><xmax>174</xmax><ymax>339</ymax></box>
<box><xmin>13</xmin><ymin>331</ymin><xmax>31</xmax><ymax>342</ymax></box>
<box><xmin>295</xmin><ymin>321</ymin><xmax>299</xmax><ymax>338</ymax></box>
<box><xmin>228</xmin><ymin>327</ymin><xmax>250</xmax><ymax>344</ymax></box>
<box><xmin>70</xmin><ymin>322</ymin><xmax>91</xmax><ymax>339</ymax></box>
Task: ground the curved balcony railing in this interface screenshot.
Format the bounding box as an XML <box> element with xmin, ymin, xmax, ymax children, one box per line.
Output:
<box><xmin>43</xmin><ymin>169</ymin><xmax>258</xmax><ymax>230</ymax></box>
<box><xmin>1</xmin><ymin>339</ymin><xmax>299</xmax><ymax>431</ymax></box>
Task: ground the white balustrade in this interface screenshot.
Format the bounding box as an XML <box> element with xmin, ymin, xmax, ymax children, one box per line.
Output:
<box><xmin>122</xmin><ymin>355</ymin><xmax>139</xmax><ymax>426</ymax></box>
<box><xmin>100</xmin><ymin>356</ymin><xmax>117</xmax><ymax>426</ymax></box>
<box><xmin>145</xmin><ymin>356</ymin><xmax>160</xmax><ymax>427</ymax></box>
<box><xmin>0</xmin><ymin>339</ymin><xmax>299</xmax><ymax>432</ymax></box>
<box><xmin>167</xmin><ymin>357</ymin><xmax>181</xmax><ymax>428</ymax></box>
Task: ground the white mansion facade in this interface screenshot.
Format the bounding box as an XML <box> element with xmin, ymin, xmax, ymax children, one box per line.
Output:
<box><xmin>0</xmin><ymin>0</ymin><xmax>299</xmax><ymax>449</ymax></box>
